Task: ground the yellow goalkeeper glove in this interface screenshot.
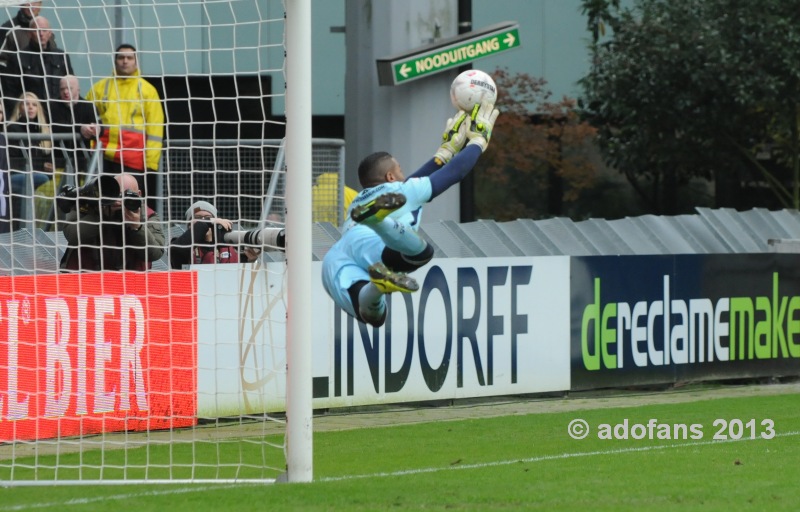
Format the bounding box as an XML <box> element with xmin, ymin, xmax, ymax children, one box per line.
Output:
<box><xmin>433</xmin><ymin>111</ymin><xmax>469</xmax><ymax>165</ymax></box>
<box><xmin>465</xmin><ymin>101</ymin><xmax>500</xmax><ymax>153</ymax></box>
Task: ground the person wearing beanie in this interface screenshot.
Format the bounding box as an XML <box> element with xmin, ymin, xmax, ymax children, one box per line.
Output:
<box><xmin>170</xmin><ymin>200</ymin><xmax>262</xmax><ymax>269</ymax></box>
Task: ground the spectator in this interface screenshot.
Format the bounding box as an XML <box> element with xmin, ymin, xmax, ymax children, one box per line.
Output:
<box><xmin>59</xmin><ymin>173</ymin><xmax>165</xmax><ymax>271</ymax></box>
<box><xmin>0</xmin><ymin>1</ymin><xmax>41</xmax><ymax>76</ymax></box>
<box><xmin>84</xmin><ymin>44</ymin><xmax>164</xmax><ymax>203</ymax></box>
<box><xmin>3</xmin><ymin>15</ymin><xmax>72</xmax><ymax>117</ymax></box>
<box><xmin>6</xmin><ymin>91</ymin><xmax>53</xmax><ymax>198</ymax></box>
<box><xmin>312</xmin><ymin>171</ymin><xmax>358</xmax><ymax>224</ymax></box>
<box><xmin>50</xmin><ymin>74</ymin><xmax>100</xmax><ymax>174</ymax></box>
<box><xmin>0</xmin><ymin>2</ymin><xmax>40</xmax><ymax>44</ymax></box>
<box><xmin>0</xmin><ymin>132</ymin><xmax>9</xmax><ymax>233</ymax></box>
<box><xmin>169</xmin><ymin>200</ymin><xmax>263</xmax><ymax>269</ymax></box>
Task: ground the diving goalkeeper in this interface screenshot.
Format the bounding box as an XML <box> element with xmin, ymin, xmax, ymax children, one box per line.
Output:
<box><xmin>322</xmin><ymin>100</ymin><xmax>500</xmax><ymax>327</ymax></box>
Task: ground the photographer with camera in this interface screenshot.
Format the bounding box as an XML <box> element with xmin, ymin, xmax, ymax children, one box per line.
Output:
<box><xmin>59</xmin><ymin>173</ymin><xmax>165</xmax><ymax>271</ymax></box>
<box><xmin>170</xmin><ymin>201</ymin><xmax>287</xmax><ymax>269</ymax></box>
<box><xmin>170</xmin><ymin>201</ymin><xmax>259</xmax><ymax>269</ymax></box>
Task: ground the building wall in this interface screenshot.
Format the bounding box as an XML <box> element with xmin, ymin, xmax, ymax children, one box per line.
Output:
<box><xmin>5</xmin><ymin>1</ymin><xmax>598</xmax><ymax>114</ymax></box>
<box><xmin>3</xmin><ymin>0</ymin><xmax>604</xmax><ymax>223</ymax></box>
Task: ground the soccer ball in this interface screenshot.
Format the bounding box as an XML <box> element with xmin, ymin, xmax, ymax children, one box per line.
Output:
<box><xmin>450</xmin><ymin>69</ymin><xmax>497</xmax><ymax>111</ymax></box>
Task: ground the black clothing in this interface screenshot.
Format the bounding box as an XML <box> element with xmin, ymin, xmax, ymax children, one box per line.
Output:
<box><xmin>3</xmin><ymin>40</ymin><xmax>73</xmax><ymax>116</ymax></box>
<box><xmin>49</xmin><ymin>98</ymin><xmax>99</xmax><ymax>142</ymax></box>
<box><xmin>0</xmin><ymin>9</ymin><xmax>35</xmax><ymax>109</ymax></box>
<box><xmin>49</xmin><ymin>97</ymin><xmax>100</xmax><ymax>171</ymax></box>
<box><xmin>5</xmin><ymin>119</ymin><xmax>52</xmax><ymax>172</ymax></box>
<box><xmin>0</xmin><ymin>9</ymin><xmax>35</xmax><ymax>45</ymax></box>
<box><xmin>0</xmin><ymin>134</ymin><xmax>10</xmax><ymax>233</ymax></box>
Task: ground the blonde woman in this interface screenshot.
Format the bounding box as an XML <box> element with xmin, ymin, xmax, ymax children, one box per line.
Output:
<box><xmin>7</xmin><ymin>91</ymin><xmax>54</xmax><ymax>197</ymax></box>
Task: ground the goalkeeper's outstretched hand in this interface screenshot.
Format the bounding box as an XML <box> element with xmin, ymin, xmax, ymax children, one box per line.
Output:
<box><xmin>433</xmin><ymin>110</ymin><xmax>469</xmax><ymax>165</ymax></box>
<box><xmin>465</xmin><ymin>101</ymin><xmax>500</xmax><ymax>153</ymax></box>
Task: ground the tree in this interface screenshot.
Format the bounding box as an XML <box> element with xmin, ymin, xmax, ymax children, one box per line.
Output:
<box><xmin>474</xmin><ymin>68</ymin><xmax>599</xmax><ymax>221</ymax></box>
<box><xmin>580</xmin><ymin>0</ymin><xmax>621</xmax><ymax>45</ymax></box>
<box><xmin>580</xmin><ymin>0</ymin><xmax>800</xmax><ymax>213</ymax></box>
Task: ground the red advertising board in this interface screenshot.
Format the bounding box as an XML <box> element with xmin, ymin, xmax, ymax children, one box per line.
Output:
<box><xmin>0</xmin><ymin>271</ymin><xmax>197</xmax><ymax>442</ymax></box>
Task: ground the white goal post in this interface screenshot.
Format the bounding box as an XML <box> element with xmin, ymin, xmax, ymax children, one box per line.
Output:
<box><xmin>284</xmin><ymin>0</ymin><xmax>313</xmax><ymax>484</ymax></box>
<box><xmin>0</xmin><ymin>0</ymin><xmax>314</xmax><ymax>484</ymax></box>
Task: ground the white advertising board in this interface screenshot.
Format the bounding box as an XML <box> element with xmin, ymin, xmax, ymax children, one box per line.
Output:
<box><xmin>196</xmin><ymin>256</ymin><xmax>571</xmax><ymax>416</ymax></box>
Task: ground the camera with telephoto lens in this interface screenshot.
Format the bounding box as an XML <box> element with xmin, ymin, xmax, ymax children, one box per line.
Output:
<box><xmin>222</xmin><ymin>227</ymin><xmax>286</xmax><ymax>249</ymax></box>
<box><xmin>57</xmin><ymin>175</ymin><xmax>141</xmax><ymax>214</ymax></box>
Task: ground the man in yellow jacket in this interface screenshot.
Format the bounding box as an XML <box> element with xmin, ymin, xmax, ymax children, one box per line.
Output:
<box><xmin>83</xmin><ymin>44</ymin><xmax>164</xmax><ymax>202</ymax></box>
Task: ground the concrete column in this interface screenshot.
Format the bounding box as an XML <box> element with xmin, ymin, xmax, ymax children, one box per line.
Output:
<box><xmin>345</xmin><ymin>0</ymin><xmax>462</xmax><ymax>224</ymax></box>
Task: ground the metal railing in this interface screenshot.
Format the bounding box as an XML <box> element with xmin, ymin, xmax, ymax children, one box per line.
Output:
<box><xmin>2</xmin><ymin>135</ymin><xmax>346</xmax><ymax>229</ymax></box>
<box><xmin>164</xmin><ymin>138</ymin><xmax>346</xmax><ymax>226</ymax></box>
<box><xmin>0</xmin><ymin>136</ymin><xmax>347</xmax><ymax>275</ymax></box>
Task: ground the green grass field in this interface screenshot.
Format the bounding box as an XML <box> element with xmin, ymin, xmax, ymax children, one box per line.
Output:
<box><xmin>1</xmin><ymin>383</ymin><xmax>798</xmax><ymax>511</ymax></box>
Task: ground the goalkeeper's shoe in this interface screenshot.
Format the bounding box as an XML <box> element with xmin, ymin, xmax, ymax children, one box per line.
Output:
<box><xmin>368</xmin><ymin>262</ymin><xmax>419</xmax><ymax>294</ymax></box>
<box><xmin>351</xmin><ymin>193</ymin><xmax>406</xmax><ymax>224</ymax></box>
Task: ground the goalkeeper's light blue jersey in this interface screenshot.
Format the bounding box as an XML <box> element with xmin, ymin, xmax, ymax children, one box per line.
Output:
<box><xmin>341</xmin><ymin>176</ymin><xmax>433</xmax><ymax>235</ymax></box>
<box><xmin>321</xmin><ymin>176</ymin><xmax>433</xmax><ymax>317</ymax></box>
<box><xmin>321</xmin><ymin>145</ymin><xmax>483</xmax><ymax>317</ymax></box>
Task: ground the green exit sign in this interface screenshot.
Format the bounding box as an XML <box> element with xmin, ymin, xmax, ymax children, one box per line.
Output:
<box><xmin>377</xmin><ymin>22</ymin><xmax>521</xmax><ymax>86</ymax></box>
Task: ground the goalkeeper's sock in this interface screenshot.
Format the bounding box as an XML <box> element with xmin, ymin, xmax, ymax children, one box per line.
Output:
<box><xmin>369</xmin><ymin>217</ymin><xmax>427</xmax><ymax>255</ymax></box>
<box><xmin>358</xmin><ymin>283</ymin><xmax>387</xmax><ymax>324</ymax></box>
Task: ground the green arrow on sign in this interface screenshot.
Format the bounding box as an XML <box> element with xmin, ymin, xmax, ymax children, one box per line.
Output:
<box><xmin>377</xmin><ymin>22</ymin><xmax>521</xmax><ymax>86</ymax></box>
<box><xmin>393</xmin><ymin>27</ymin><xmax>520</xmax><ymax>84</ymax></box>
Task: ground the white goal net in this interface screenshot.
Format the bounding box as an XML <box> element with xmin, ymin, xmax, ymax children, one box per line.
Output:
<box><xmin>0</xmin><ymin>0</ymin><xmax>318</xmax><ymax>484</ymax></box>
